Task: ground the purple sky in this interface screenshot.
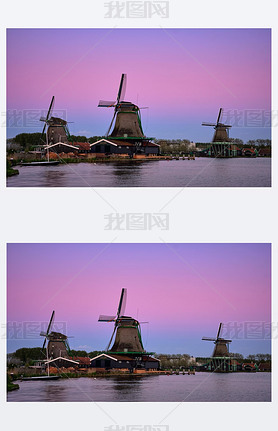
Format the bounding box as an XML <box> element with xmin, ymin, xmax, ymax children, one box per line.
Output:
<box><xmin>7</xmin><ymin>29</ymin><xmax>271</xmax><ymax>142</ymax></box>
<box><xmin>7</xmin><ymin>243</ymin><xmax>271</xmax><ymax>356</ymax></box>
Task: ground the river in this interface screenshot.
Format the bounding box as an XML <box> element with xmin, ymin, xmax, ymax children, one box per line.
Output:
<box><xmin>7</xmin><ymin>372</ymin><xmax>271</xmax><ymax>402</ymax></box>
<box><xmin>7</xmin><ymin>158</ymin><xmax>271</xmax><ymax>187</ymax></box>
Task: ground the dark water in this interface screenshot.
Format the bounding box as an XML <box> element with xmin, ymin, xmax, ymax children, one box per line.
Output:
<box><xmin>7</xmin><ymin>158</ymin><xmax>271</xmax><ymax>187</ymax></box>
<box><xmin>7</xmin><ymin>373</ymin><xmax>271</xmax><ymax>402</ymax></box>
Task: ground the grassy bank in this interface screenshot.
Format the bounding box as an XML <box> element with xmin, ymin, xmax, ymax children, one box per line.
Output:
<box><xmin>7</xmin><ymin>375</ymin><xmax>19</xmax><ymax>391</ymax></box>
<box><xmin>6</xmin><ymin>161</ymin><xmax>19</xmax><ymax>177</ymax></box>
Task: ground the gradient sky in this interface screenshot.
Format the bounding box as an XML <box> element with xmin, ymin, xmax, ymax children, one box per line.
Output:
<box><xmin>7</xmin><ymin>29</ymin><xmax>271</xmax><ymax>142</ymax></box>
<box><xmin>7</xmin><ymin>243</ymin><xmax>271</xmax><ymax>356</ymax></box>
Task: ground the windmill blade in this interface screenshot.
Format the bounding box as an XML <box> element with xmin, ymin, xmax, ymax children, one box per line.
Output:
<box><xmin>117</xmin><ymin>288</ymin><xmax>127</xmax><ymax>317</ymax></box>
<box><xmin>202</xmin><ymin>122</ymin><xmax>216</xmax><ymax>126</ymax></box>
<box><xmin>46</xmin><ymin>96</ymin><xmax>55</xmax><ymax>122</ymax></box>
<box><xmin>202</xmin><ymin>337</ymin><xmax>216</xmax><ymax>341</ymax></box>
<box><xmin>106</xmin><ymin>110</ymin><xmax>117</xmax><ymax>136</ymax></box>
<box><xmin>221</xmin><ymin>339</ymin><xmax>232</xmax><ymax>343</ymax></box>
<box><xmin>117</xmin><ymin>74</ymin><xmax>127</xmax><ymax>103</ymax></box>
<box><xmin>216</xmin><ymin>322</ymin><xmax>223</xmax><ymax>339</ymax></box>
<box><xmin>216</xmin><ymin>108</ymin><xmax>223</xmax><ymax>125</ymax></box>
<box><xmin>40</xmin><ymin>123</ymin><xmax>47</xmax><ymax>143</ymax></box>
<box><xmin>106</xmin><ymin>325</ymin><xmax>117</xmax><ymax>351</ymax></box>
<box><xmin>46</xmin><ymin>310</ymin><xmax>55</xmax><ymax>335</ymax></box>
<box><xmin>42</xmin><ymin>337</ymin><xmax>47</xmax><ymax>350</ymax></box>
<box><xmin>98</xmin><ymin>315</ymin><xmax>116</xmax><ymax>322</ymax></box>
<box><xmin>98</xmin><ymin>100</ymin><xmax>116</xmax><ymax>108</ymax></box>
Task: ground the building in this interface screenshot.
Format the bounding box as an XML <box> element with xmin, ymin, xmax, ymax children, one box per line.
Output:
<box><xmin>90</xmin><ymin>139</ymin><xmax>160</xmax><ymax>158</ymax></box>
<box><xmin>90</xmin><ymin>353</ymin><xmax>160</xmax><ymax>372</ymax></box>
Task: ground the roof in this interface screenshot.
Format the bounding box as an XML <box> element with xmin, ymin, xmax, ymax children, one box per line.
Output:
<box><xmin>90</xmin><ymin>353</ymin><xmax>134</xmax><ymax>362</ymax></box>
<box><xmin>242</xmin><ymin>362</ymin><xmax>256</xmax><ymax>368</ymax></box>
<box><xmin>243</xmin><ymin>148</ymin><xmax>255</xmax><ymax>153</ymax></box>
<box><xmin>90</xmin><ymin>138</ymin><xmax>135</xmax><ymax>147</ymax></box>
<box><xmin>72</xmin><ymin>356</ymin><xmax>91</xmax><ymax>365</ymax></box>
<box><xmin>74</xmin><ymin>142</ymin><xmax>90</xmax><ymax>151</ymax></box>
<box><xmin>141</xmin><ymin>142</ymin><xmax>160</xmax><ymax>147</ymax></box>
<box><xmin>141</xmin><ymin>356</ymin><xmax>160</xmax><ymax>362</ymax></box>
<box><xmin>45</xmin><ymin>142</ymin><xmax>79</xmax><ymax>150</ymax></box>
<box><xmin>45</xmin><ymin>356</ymin><xmax>79</xmax><ymax>365</ymax></box>
<box><xmin>258</xmin><ymin>362</ymin><xmax>271</xmax><ymax>370</ymax></box>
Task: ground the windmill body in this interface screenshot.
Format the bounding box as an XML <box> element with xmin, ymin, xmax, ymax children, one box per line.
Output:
<box><xmin>202</xmin><ymin>108</ymin><xmax>236</xmax><ymax>158</ymax></box>
<box><xmin>202</xmin><ymin>323</ymin><xmax>235</xmax><ymax>372</ymax></box>
<box><xmin>110</xmin><ymin>316</ymin><xmax>144</xmax><ymax>353</ymax></box>
<box><xmin>46</xmin><ymin>117</ymin><xmax>69</xmax><ymax>146</ymax></box>
<box><xmin>46</xmin><ymin>331</ymin><xmax>70</xmax><ymax>359</ymax></box>
<box><xmin>110</xmin><ymin>102</ymin><xmax>144</xmax><ymax>139</ymax></box>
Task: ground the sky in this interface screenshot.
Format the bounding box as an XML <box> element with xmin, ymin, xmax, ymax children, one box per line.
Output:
<box><xmin>7</xmin><ymin>29</ymin><xmax>271</xmax><ymax>143</ymax></box>
<box><xmin>7</xmin><ymin>243</ymin><xmax>271</xmax><ymax>356</ymax></box>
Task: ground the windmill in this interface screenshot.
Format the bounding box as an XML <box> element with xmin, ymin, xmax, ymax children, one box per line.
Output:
<box><xmin>40</xmin><ymin>310</ymin><xmax>71</xmax><ymax>360</ymax></box>
<box><xmin>202</xmin><ymin>108</ymin><xmax>232</xmax><ymax>143</ymax></box>
<box><xmin>98</xmin><ymin>288</ymin><xmax>145</xmax><ymax>353</ymax></box>
<box><xmin>98</xmin><ymin>74</ymin><xmax>146</xmax><ymax>139</ymax></box>
<box><xmin>202</xmin><ymin>322</ymin><xmax>232</xmax><ymax>357</ymax></box>
<box><xmin>40</xmin><ymin>96</ymin><xmax>72</xmax><ymax>147</ymax></box>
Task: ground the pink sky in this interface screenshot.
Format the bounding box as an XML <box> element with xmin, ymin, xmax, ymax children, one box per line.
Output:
<box><xmin>7</xmin><ymin>243</ymin><xmax>271</xmax><ymax>356</ymax></box>
<box><xmin>7</xmin><ymin>29</ymin><xmax>271</xmax><ymax>142</ymax></box>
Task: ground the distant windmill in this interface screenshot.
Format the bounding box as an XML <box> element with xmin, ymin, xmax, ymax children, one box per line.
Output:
<box><xmin>98</xmin><ymin>74</ymin><xmax>146</xmax><ymax>139</ymax></box>
<box><xmin>202</xmin><ymin>322</ymin><xmax>232</xmax><ymax>357</ymax></box>
<box><xmin>202</xmin><ymin>108</ymin><xmax>232</xmax><ymax>142</ymax></box>
<box><xmin>40</xmin><ymin>96</ymin><xmax>72</xmax><ymax>146</ymax></box>
<box><xmin>98</xmin><ymin>288</ymin><xmax>146</xmax><ymax>353</ymax></box>
<box><xmin>40</xmin><ymin>310</ymin><xmax>71</xmax><ymax>360</ymax></box>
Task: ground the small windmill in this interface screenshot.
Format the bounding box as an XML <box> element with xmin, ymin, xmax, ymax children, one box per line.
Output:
<box><xmin>202</xmin><ymin>322</ymin><xmax>232</xmax><ymax>357</ymax></box>
<box><xmin>40</xmin><ymin>96</ymin><xmax>72</xmax><ymax>150</ymax></box>
<box><xmin>202</xmin><ymin>108</ymin><xmax>232</xmax><ymax>142</ymax></box>
<box><xmin>98</xmin><ymin>74</ymin><xmax>145</xmax><ymax>139</ymax></box>
<box><xmin>98</xmin><ymin>288</ymin><xmax>145</xmax><ymax>353</ymax></box>
<box><xmin>40</xmin><ymin>311</ymin><xmax>71</xmax><ymax>362</ymax></box>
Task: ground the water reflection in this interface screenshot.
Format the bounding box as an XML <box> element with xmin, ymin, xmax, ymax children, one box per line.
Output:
<box><xmin>7</xmin><ymin>158</ymin><xmax>271</xmax><ymax>187</ymax></box>
<box><xmin>7</xmin><ymin>373</ymin><xmax>271</xmax><ymax>402</ymax></box>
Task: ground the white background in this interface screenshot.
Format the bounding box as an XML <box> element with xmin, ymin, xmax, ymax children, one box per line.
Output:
<box><xmin>0</xmin><ymin>0</ymin><xmax>277</xmax><ymax>430</ymax></box>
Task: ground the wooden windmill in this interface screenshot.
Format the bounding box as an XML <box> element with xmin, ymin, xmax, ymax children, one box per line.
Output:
<box><xmin>98</xmin><ymin>74</ymin><xmax>146</xmax><ymax>139</ymax></box>
<box><xmin>202</xmin><ymin>108</ymin><xmax>232</xmax><ymax>142</ymax></box>
<box><xmin>202</xmin><ymin>322</ymin><xmax>232</xmax><ymax>357</ymax></box>
<box><xmin>40</xmin><ymin>96</ymin><xmax>71</xmax><ymax>146</ymax></box>
<box><xmin>98</xmin><ymin>288</ymin><xmax>146</xmax><ymax>353</ymax></box>
<box><xmin>40</xmin><ymin>311</ymin><xmax>71</xmax><ymax>360</ymax></box>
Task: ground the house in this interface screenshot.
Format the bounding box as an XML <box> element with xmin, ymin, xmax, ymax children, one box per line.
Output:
<box><xmin>241</xmin><ymin>362</ymin><xmax>257</xmax><ymax>372</ymax></box>
<box><xmin>90</xmin><ymin>353</ymin><xmax>160</xmax><ymax>372</ymax></box>
<box><xmin>74</xmin><ymin>142</ymin><xmax>91</xmax><ymax>154</ymax></box>
<box><xmin>90</xmin><ymin>138</ymin><xmax>160</xmax><ymax>158</ymax></box>
<box><xmin>258</xmin><ymin>147</ymin><xmax>271</xmax><ymax>157</ymax></box>
<box><xmin>45</xmin><ymin>356</ymin><xmax>80</xmax><ymax>368</ymax></box>
<box><xmin>258</xmin><ymin>362</ymin><xmax>271</xmax><ymax>371</ymax></box>
<box><xmin>242</xmin><ymin>148</ymin><xmax>257</xmax><ymax>157</ymax></box>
